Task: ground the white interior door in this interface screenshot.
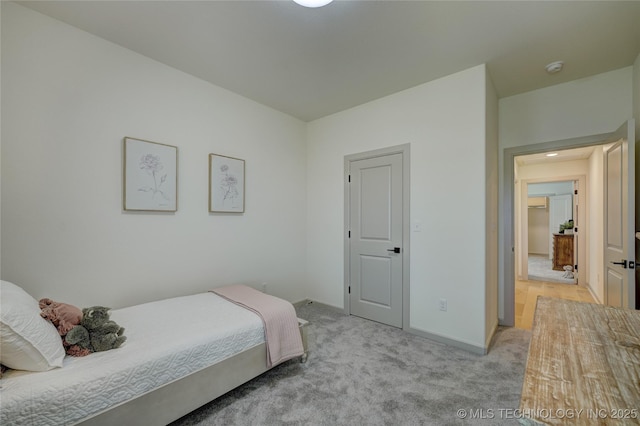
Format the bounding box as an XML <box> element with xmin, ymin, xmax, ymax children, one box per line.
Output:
<box><xmin>604</xmin><ymin>120</ymin><xmax>635</xmax><ymax>308</ymax></box>
<box><xmin>348</xmin><ymin>153</ymin><xmax>403</xmax><ymax>327</ymax></box>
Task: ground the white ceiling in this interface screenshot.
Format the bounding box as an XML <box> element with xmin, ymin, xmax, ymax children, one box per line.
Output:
<box><xmin>17</xmin><ymin>0</ymin><xmax>640</xmax><ymax>122</ymax></box>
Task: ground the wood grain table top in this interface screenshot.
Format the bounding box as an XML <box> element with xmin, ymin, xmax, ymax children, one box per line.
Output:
<box><xmin>519</xmin><ymin>297</ymin><xmax>640</xmax><ymax>425</ymax></box>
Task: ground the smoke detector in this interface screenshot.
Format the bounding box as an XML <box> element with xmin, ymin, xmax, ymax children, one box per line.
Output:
<box><xmin>545</xmin><ymin>61</ymin><xmax>564</xmax><ymax>74</ymax></box>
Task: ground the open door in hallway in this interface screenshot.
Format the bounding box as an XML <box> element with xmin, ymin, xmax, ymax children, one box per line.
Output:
<box><xmin>604</xmin><ymin>120</ymin><xmax>636</xmax><ymax>309</ymax></box>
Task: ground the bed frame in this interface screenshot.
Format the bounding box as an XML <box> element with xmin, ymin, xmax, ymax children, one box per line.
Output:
<box><xmin>78</xmin><ymin>319</ymin><xmax>308</xmax><ymax>425</ymax></box>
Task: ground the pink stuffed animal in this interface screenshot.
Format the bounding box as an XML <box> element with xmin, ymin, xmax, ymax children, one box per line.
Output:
<box><xmin>39</xmin><ymin>298</ymin><xmax>83</xmax><ymax>335</ymax></box>
<box><xmin>39</xmin><ymin>298</ymin><xmax>91</xmax><ymax>356</ymax></box>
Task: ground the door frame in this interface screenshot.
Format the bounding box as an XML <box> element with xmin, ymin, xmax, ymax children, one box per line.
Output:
<box><xmin>501</xmin><ymin>133</ymin><xmax>612</xmax><ymax>326</ymax></box>
<box><xmin>344</xmin><ymin>143</ymin><xmax>410</xmax><ymax>330</ymax></box>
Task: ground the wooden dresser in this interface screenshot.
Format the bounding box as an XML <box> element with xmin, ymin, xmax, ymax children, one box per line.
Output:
<box><xmin>552</xmin><ymin>233</ymin><xmax>573</xmax><ymax>271</ymax></box>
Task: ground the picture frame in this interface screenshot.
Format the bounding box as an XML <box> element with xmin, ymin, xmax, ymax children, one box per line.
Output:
<box><xmin>123</xmin><ymin>137</ymin><xmax>178</xmax><ymax>212</ymax></box>
<box><xmin>209</xmin><ymin>154</ymin><xmax>245</xmax><ymax>213</ymax></box>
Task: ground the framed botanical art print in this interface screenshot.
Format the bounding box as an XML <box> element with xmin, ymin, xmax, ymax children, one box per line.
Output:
<box><xmin>209</xmin><ymin>154</ymin><xmax>245</xmax><ymax>213</ymax></box>
<box><xmin>123</xmin><ymin>137</ymin><xmax>178</xmax><ymax>212</ymax></box>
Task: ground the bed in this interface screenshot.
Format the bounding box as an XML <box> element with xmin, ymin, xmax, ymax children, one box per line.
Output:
<box><xmin>0</xmin><ymin>281</ymin><xmax>308</xmax><ymax>425</ymax></box>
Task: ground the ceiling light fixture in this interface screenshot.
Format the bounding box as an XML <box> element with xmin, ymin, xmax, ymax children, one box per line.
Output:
<box><xmin>546</xmin><ymin>153</ymin><xmax>558</xmax><ymax>157</ymax></box>
<box><xmin>545</xmin><ymin>61</ymin><xmax>564</xmax><ymax>74</ymax></box>
<box><xmin>292</xmin><ymin>0</ymin><xmax>333</xmax><ymax>7</ymax></box>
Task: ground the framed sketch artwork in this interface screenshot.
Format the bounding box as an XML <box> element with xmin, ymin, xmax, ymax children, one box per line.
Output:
<box><xmin>209</xmin><ymin>154</ymin><xmax>245</xmax><ymax>213</ymax></box>
<box><xmin>123</xmin><ymin>137</ymin><xmax>178</xmax><ymax>212</ymax></box>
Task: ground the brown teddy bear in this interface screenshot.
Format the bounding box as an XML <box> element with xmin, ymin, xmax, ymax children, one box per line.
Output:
<box><xmin>39</xmin><ymin>298</ymin><xmax>91</xmax><ymax>357</ymax></box>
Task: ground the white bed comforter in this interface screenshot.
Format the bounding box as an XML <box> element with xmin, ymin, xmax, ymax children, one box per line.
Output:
<box><xmin>1</xmin><ymin>293</ymin><xmax>264</xmax><ymax>426</ymax></box>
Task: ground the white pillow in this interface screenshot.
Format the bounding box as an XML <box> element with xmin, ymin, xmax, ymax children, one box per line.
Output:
<box><xmin>0</xmin><ymin>280</ymin><xmax>66</xmax><ymax>371</ymax></box>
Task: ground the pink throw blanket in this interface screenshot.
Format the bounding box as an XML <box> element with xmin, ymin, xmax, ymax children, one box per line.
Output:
<box><xmin>211</xmin><ymin>285</ymin><xmax>304</xmax><ymax>367</ymax></box>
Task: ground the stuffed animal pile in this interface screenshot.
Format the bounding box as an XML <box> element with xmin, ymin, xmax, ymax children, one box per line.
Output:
<box><xmin>66</xmin><ymin>306</ymin><xmax>127</xmax><ymax>353</ymax></box>
<box><xmin>39</xmin><ymin>298</ymin><xmax>83</xmax><ymax>335</ymax></box>
<box><xmin>39</xmin><ymin>299</ymin><xmax>126</xmax><ymax>357</ymax></box>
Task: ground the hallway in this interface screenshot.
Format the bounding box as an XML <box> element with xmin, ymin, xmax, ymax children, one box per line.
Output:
<box><xmin>515</xmin><ymin>278</ymin><xmax>596</xmax><ymax>329</ymax></box>
<box><xmin>527</xmin><ymin>254</ymin><xmax>575</xmax><ymax>284</ymax></box>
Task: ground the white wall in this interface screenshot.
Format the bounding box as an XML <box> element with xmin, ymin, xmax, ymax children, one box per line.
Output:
<box><xmin>528</xmin><ymin>208</ymin><xmax>549</xmax><ymax>255</ymax></box>
<box><xmin>1</xmin><ymin>3</ymin><xmax>308</xmax><ymax>308</ymax></box>
<box><xmin>0</xmin><ymin>1</ymin><xmax>3</xmax><ymax>280</ymax></box>
<box><xmin>307</xmin><ymin>65</ymin><xmax>491</xmax><ymax>350</ymax></box>
<box><xmin>484</xmin><ymin>71</ymin><xmax>499</xmax><ymax>347</ymax></box>
<box><xmin>634</xmin><ymin>53</ymin><xmax>640</xmax><ymax>135</ymax></box>
<box><xmin>528</xmin><ymin>181</ymin><xmax>573</xmax><ymax>196</ymax></box>
<box><xmin>500</xmin><ymin>67</ymin><xmax>633</xmax><ymax>149</ymax></box>
<box><xmin>499</xmin><ymin>68</ymin><xmax>633</xmax><ymax>321</ymax></box>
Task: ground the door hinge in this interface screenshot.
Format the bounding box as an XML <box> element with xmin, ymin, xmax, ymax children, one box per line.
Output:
<box><xmin>348</xmin><ymin>230</ymin><xmax>351</xmax><ymax>238</ymax></box>
<box><xmin>348</xmin><ymin>286</ymin><xmax>351</xmax><ymax>294</ymax></box>
<box><xmin>348</xmin><ymin>175</ymin><xmax>351</xmax><ymax>182</ymax></box>
<box><xmin>574</xmin><ymin>264</ymin><xmax>578</xmax><ymax>271</ymax></box>
<box><xmin>575</xmin><ymin>189</ymin><xmax>578</xmax><ymax>195</ymax></box>
<box><xmin>574</xmin><ymin>227</ymin><xmax>578</xmax><ymax>233</ymax></box>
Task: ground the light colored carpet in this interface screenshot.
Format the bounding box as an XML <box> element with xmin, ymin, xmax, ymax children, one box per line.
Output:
<box><xmin>527</xmin><ymin>254</ymin><xmax>575</xmax><ymax>284</ymax></box>
<box><xmin>171</xmin><ymin>302</ymin><xmax>531</xmax><ymax>425</ymax></box>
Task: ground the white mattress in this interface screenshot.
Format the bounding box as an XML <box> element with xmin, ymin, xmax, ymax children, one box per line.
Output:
<box><xmin>1</xmin><ymin>292</ymin><xmax>265</xmax><ymax>425</ymax></box>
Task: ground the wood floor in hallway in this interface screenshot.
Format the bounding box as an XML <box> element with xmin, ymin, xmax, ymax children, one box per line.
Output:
<box><xmin>515</xmin><ymin>279</ymin><xmax>597</xmax><ymax>330</ymax></box>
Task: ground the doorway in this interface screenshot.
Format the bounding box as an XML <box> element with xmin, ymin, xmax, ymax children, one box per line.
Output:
<box><xmin>344</xmin><ymin>144</ymin><xmax>410</xmax><ymax>329</ymax></box>
<box><xmin>520</xmin><ymin>177</ymin><xmax>585</xmax><ymax>286</ymax></box>
<box><xmin>515</xmin><ymin>170</ymin><xmax>593</xmax><ymax>328</ymax></box>
<box><xmin>503</xmin><ymin>121</ymin><xmax>636</xmax><ymax>327</ymax></box>
<box><xmin>502</xmin><ymin>133</ymin><xmax>613</xmax><ymax>327</ymax></box>
<box><xmin>526</xmin><ymin>180</ymin><xmax>577</xmax><ymax>285</ymax></box>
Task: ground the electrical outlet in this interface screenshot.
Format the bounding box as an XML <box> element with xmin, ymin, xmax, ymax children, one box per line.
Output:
<box><xmin>261</xmin><ymin>282</ymin><xmax>268</xmax><ymax>293</ymax></box>
<box><xmin>438</xmin><ymin>298</ymin><xmax>447</xmax><ymax>311</ymax></box>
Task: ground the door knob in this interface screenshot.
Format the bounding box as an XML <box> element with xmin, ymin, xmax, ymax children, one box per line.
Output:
<box><xmin>610</xmin><ymin>259</ymin><xmax>628</xmax><ymax>268</ymax></box>
<box><xmin>387</xmin><ymin>247</ymin><xmax>401</xmax><ymax>253</ymax></box>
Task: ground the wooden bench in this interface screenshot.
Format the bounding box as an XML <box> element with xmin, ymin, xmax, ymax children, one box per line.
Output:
<box><xmin>519</xmin><ymin>297</ymin><xmax>640</xmax><ymax>425</ymax></box>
